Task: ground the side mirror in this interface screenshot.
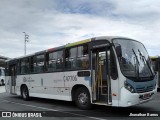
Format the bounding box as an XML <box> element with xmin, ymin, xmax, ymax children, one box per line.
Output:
<box><xmin>115</xmin><ymin>46</ymin><xmax>122</xmax><ymax>57</ymax></box>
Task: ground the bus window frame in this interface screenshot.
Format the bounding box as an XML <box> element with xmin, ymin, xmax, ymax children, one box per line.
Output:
<box><xmin>20</xmin><ymin>57</ymin><xmax>30</xmax><ymax>75</ymax></box>
<box><xmin>89</xmin><ymin>40</ymin><xmax>117</xmax><ymax>80</ymax></box>
<box><xmin>64</xmin><ymin>43</ymin><xmax>90</xmax><ymax>71</ymax></box>
<box><xmin>45</xmin><ymin>49</ymin><xmax>64</xmax><ymax>73</ymax></box>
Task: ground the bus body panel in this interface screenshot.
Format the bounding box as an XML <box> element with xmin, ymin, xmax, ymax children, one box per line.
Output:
<box><xmin>110</xmin><ymin>78</ymin><xmax>119</xmax><ymax>106</ymax></box>
<box><xmin>7</xmin><ymin>71</ymin><xmax>91</xmax><ymax>101</ymax></box>
<box><xmin>5</xmin><ymin>36</ymin><xmax>157</xmax><ymax>108</ymax></box>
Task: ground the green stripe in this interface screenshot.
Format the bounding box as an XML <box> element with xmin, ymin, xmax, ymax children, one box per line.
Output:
<box><xmin>65</xmin><ymin>39</ymin><xmax>91</xmax><ymax>48</ymax></box>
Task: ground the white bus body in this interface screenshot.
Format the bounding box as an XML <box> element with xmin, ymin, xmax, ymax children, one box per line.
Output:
<box><xmin>5</xmin><ymin>36</ymin><xmax>157</xmax><ymax>109</ymax></box>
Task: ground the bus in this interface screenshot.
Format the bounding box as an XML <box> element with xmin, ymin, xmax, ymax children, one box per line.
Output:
<box><xmin>150</xmin><ymin>56</ymin><xmax>160</xmax><ymax>90</ymax></box>
<box><xmin>5</xmin><ymin>36</ymin><xmax>157</xmax><ymax>109</ymax></box>
<box><xmin>0</xmin><ymin>67</ymin><xmax>5</xmax><ymax>85</ymax></box>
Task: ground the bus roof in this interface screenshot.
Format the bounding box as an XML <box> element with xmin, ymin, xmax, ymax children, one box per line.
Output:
<box><xmin>6</xmin><ymin>36</ymin><xmax>139</xmax><ymax>61</ymax></box>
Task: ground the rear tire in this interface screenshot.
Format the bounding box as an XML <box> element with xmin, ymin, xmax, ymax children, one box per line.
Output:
<box><xmin>21</xmin><ymin>86</ymin><xmax>29</xmax><ymax>101</ymax></box>
<box><xmin>75</xmin><ymin>87</ymin><xmax>91</xmax><ymax>109</ymax></box>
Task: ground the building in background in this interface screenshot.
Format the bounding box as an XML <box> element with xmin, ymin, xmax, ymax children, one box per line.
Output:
<box><xmin>0</xmin><ymin>55</ymin><xmax>10</xmax><ymax>67</ymax></box>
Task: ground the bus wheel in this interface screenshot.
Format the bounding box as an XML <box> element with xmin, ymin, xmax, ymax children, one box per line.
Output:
<box><xmin>21</xmin><ymin>86</ymin><xmax>29</xmax><ymax>101</ymax></box>
<box><xmin>75</xmin><ymin>87</ymin><xmax>91</xmax><ymax>109</ymax></box>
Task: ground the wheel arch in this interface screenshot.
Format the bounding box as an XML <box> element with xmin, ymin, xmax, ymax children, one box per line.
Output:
<box><xmin>20</xmin><ymin>84</ymin><xmax>28</xmax><ymax>94</ymax></box>
<box><xmin>20</xmin><ymin>84</ymin><xmax>30</xmax><ymax>101</ymax></box>
<box><xmin>71</xmin><ymin>84</ymin><xmax>90</xmax><ymax>101</ymax></box>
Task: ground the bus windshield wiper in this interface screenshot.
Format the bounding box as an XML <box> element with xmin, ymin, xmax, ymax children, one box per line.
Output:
<box><xmin>132</xmin><ymin>49</ymin><xmax>140</xmax><ymax>80</ymax></box>
<box><xmin>138</xmin><ymin>49</ymin><xmax>154</xmax><ymax>77</ymax></box>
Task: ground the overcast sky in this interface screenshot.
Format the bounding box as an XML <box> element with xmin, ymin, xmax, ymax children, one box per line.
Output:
<box><xmin>0</xmin><ymin>0</ymin><xmax>160</xmax><ymax>58</ymax></box>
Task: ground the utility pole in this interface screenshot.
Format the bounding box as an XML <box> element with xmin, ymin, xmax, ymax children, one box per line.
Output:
<box><xmin>23</xmin><ymin>32</ymin><xmax>29</xmax><ymax>56</ymax></box>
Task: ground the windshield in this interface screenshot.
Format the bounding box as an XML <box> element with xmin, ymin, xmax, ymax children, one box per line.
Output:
<box><xmin>113</xmin><ymin>38</ymin><xmax>154</xmax><ymax>80</ymax></box>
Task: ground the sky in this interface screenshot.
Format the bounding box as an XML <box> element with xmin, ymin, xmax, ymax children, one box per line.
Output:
<box><xmin>0</xmin><ymin>0</ymin><xmax>160</xmax><ymax>58</ymax></box>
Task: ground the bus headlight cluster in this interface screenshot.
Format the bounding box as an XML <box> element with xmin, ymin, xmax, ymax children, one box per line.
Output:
<box><xmin>124</xmin><ymin>81</ymin><xmax>135</xmax><ymax>93</ymax></box>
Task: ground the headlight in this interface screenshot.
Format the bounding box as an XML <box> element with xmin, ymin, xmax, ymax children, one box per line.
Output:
<box><xmin>124</xmin><ymin>81</ymin><xmax>135</xmax><ymax>93</ymax></box>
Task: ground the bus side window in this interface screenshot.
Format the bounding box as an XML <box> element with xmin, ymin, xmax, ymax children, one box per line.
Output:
<box><xmin>30</xmin><ymin>57</ymin><xmax>33</xmax><ymax>73</ymax></box>
<box><xmin>65</xmin><ymin>44</ymin><xmax>89</xmax><ymax>70</ymax></box>
<box><xmin>48</xmin><ymin>52</ymin><xmax>56</xmax><ymax>71</ymax></box>
<box><xmin>30</xmin><ymin>56</ymin><xmax>36</xmax><ymax>73</ymax></box>
<box><xmin>65</xmin><ymin>49</ymin><xmax>71</xmax><ymax>69</ymax></box>
<box><xmin>20</xmin><ymin>58</ymin><xmax>29</xmax><ymax>74</ymax></box>
<box><xmin>77</xmin><ymin>45</ymin><xmax>89</xmax><ymax>69</ymax></box>
<box><xmin>20</xmin><ymin>59</ymin><xmax>24</xmax><ymax>74</ymax></box>
<box><xmin>46</xmin><ymin>50</ymin><xmax>63</xmax><ymax>72</ymax></box>
<box><xmin>26</xmin><ymin>58</ymin><xmax>30</xmax><ymax>73</ymax></box>
<box><xmin>45</xmin><ymin>53</ymin><xmax>49</xmax><ymax>71</ymax></box>
<box><xmin>36</xmin><ymin>54</ymin><xmax>45</xmax><ymax>73</ymax></box>
<box><xmin>65</xmin><ymin>47</ymin><xmax>77</xmax><ymax>69</ymax></box>
<box><xmin>70</xmin><ymin>47</ymin><xmax>77</xmax><ymax>69</ymax></box>
<box><xmin>16</xmin><ymin>60</ymin><xmax>21</xmax><ymax>75</ymax></box>
<box><xmin>56</xmin><ymin>50</ymin><xmax>63</xmax><ymax>70</ymax></box>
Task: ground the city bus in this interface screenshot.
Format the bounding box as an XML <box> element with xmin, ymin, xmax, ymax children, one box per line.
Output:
<box><xmin>150</xmin><ymin>56</ymin><xmax>160</xmax><ymax>90</ymax></box>
<box><xmin>5</xmin><ymin>36</ymin><xmax>157</xmax><ymax>109</ymax></box>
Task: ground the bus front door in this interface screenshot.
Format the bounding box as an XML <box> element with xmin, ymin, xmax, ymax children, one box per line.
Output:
<box><xmin>91</xmin><ymin>47</ymin><xmax>111</xmax><ymax>105</ymax></box>
<box><xmin>9</xmin><ymin>65</ymin><xmax>16</xmax><ymax>94</ymax></box>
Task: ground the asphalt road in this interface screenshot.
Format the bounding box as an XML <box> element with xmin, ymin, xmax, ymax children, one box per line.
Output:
<box><xmin>0</xmin><ymin>86</ymin><xmax>160</xmax><ymax>120</ymax></box>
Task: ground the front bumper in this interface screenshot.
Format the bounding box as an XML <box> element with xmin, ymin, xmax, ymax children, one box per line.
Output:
<box><xmin>118</xmin><ymin>87</ymin><xmax>157</xmax><ymax>107</ymax></box>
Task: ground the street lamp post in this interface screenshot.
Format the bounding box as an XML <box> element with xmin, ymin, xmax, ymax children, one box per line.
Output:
<box><xmin>23</xmin><ymin>32</ymin><xmax>29</xmax><ymax>56</ymax></box>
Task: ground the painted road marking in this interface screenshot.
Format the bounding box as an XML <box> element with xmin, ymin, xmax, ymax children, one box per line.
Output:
<box><xmin>0</xmin><ymin>99</ymin><xmax>107</xmax><ymax>120</ymax></box>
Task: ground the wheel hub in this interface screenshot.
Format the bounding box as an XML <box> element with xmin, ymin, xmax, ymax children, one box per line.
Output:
<box><xmin>78</xmin><ymin>93</ymin><xmax>88</xmax><ymax>105</ymax></box>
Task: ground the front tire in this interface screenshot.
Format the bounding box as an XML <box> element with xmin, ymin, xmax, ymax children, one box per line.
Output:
<box><xmin>21</xmin><ymin>86</ymin><xmax>29</xmax><ymax>101</ymax></box>
<box><xmin>75</xmin><ymin>87</ymin><xmax>91</xmax><ymax>109</ymax></box>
